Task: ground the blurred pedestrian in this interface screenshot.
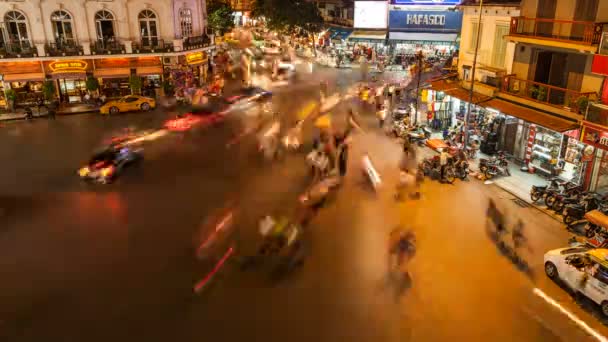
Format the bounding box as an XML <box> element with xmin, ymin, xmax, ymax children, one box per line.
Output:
<box><xmin>439</xmin><ymin>148</ymin><xmax>449</xmax><ymax>182</ymax></box>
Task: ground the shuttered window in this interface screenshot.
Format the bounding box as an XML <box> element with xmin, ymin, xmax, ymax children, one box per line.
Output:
<box><xmin>491</xmin><ymin>24</ymin><xmax>510</xmax><ymax>68</ymax></box>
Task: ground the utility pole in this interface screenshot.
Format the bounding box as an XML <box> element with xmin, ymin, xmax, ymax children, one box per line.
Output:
<box><xmin>414</xmin><ymin>50</ymin><xmax>423</xmax><ymax>125</ymax></box>
<box><xmin>464</xmin><ymin>0</ymin><xmax>484</xmax><ymax>149</ymax></box>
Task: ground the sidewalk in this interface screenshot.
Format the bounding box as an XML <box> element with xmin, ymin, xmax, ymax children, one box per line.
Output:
<box><xmin>0</xmin><ymin>104</ymin><xmax>98</xmax><ymax>122</ymax></box>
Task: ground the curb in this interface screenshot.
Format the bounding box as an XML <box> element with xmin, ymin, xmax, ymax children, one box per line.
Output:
<box><xmin>0</xmin><ymin>109</ymin><xmax>98</xmax><ymax>122</ymax></box>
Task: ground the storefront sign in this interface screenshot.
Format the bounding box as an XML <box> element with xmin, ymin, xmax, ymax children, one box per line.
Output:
<box><xmin>186</xmin><ymin>52</ymin><xmax>207</xmax><ymax>65</ymax></box>
<box><xmin>389</xmin><ymin>10</ymin><xmax>462</xmax><ymax>32</ymax></box>
<box><xmin>48</xmin><ymin>60</ymin><xmax>88</xmax><ymax>73</ymax></box>
<box><xmin>582</xmin><ymin>123</ymin><xmax>608</xmax><ymax>151</ymax></box>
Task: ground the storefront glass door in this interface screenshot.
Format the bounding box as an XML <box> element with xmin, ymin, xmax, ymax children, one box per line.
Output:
<box><xmin>58</xmin><ymin>79</ymin><xmax>85</xmax><ymax>103</ymax></box>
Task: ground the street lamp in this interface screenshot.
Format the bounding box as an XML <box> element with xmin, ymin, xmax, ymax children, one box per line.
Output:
<box><xmin>464</xmin><ymin>0</ymin><xmax>484</xmax><ymax>149</ymax></box>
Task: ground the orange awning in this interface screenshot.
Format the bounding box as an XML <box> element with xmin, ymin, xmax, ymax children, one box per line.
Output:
<box><xmin>93</xmin><ymin>68</ymin><xmax>131</xmax><ymax>78</ymax></box>
<box><xmin>429</xmin><ymin>79</ymin><xmax>491</xmax><ymax>104</ymax></box>
<box><xmin>3</xmin><ymin>72</ymin><xmax>45</xmax><ymax>82</ymax></box>
<box><xmin>480</xmin><ymin>99</ymin><xmax>579</xmax><ymax>132</ymax></box>
<box><xmin>136</xmin><ymin>66</ymin><xmax>163</xmax><ymax>76</ymax></box>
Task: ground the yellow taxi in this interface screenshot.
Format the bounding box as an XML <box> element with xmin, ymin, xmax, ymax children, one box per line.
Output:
<box><xmin>100</xmin><ymin>95</ymin><xmax>156</xmax><ymax>115</ymax></box>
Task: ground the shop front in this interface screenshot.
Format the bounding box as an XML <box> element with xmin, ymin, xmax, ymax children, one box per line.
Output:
<box><xmin>387</xmin><ymin>5</ymin><xmax>462</xmax><ymax>61</ymax></box>
<box><xmin>0</xmin><ymin>61</ymin><xmax>46</xmax><ymax>107</ymax></box>
<box><xmin>43</xmin><ymin>60</ymin><xmax>92</xmax><ymax>103</ymax></box>
<box><xmin>94</xmin><ymin>57</ymin><xmax>162</xmax><ymax>99</ymax></box>
<box><xmin>185</xmin><ymin>51</ymin><xmax>209</xmax><ymax>86</ymax></box>
<box><xmin>581</xmin><ymin>122</ymin><xmax>608</xmax><ymax>192</ymax></box>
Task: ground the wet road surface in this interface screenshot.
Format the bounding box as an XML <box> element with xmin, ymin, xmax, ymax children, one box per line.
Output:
<box><xmin>0</xmin><ymin>66</ymin><xmax>607</xmax><ymax>342</ymax></box>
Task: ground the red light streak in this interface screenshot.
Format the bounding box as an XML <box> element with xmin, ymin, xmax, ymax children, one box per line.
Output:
<box><xmin>193</xmin><ymin>247</ymin><xmax>234</xmax><ymax>293</ymax></box>
<box><xmin>196</xmin><ymin>211</ymin><xmax>233</xmax><ymax>255</ymax></box>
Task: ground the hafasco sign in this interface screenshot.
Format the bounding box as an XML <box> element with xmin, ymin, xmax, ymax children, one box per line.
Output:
<box><xmin>186</xmin><ymin>52</ymin><xmax>207</xmax><ymax>65</ymax></box>
<box><xmin>407</xmin><ymin>14</ymin><xmax>446</xmax><ymax>26</ymax></box>
<box><xmin>389</xmin><ymin>10</ymin><xmax>463</xmax><ymax>32</ymax></box>
<box><xmin>48</xmin><ymin>60</ymin><xmax>88</xmax><ymax>73</ymax></box>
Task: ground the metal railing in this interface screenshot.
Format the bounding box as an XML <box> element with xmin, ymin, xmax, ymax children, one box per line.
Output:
<box><xmin>132</xmin><ymin>39</ymin><xmax>173</xmax><ymax>53</ymax></box>
<box><xmin>91</xmin><ymin>40</ymin><xmax>126</xmax><ymax>55</ymax></box>
<box><xmin>45</xmin><ymin>40</ymin><xmax>84</xmax><ymax>56</ymax></box>
<box><xmin>183</xmin><ymin>35</ymin><xmax>212</xmax><ymax>50</ymax></box>
<box><xmin>509</xmin><ymin>16</ymin><xmax>603</xmax><ymax>45</ymax></box>
<box><xmin>0</xmin><ymin>41</ymin><xmax>36</xmax><ymax>57</ymax></box>
<box><xmin>502</xmin><ymin>75</ymin><xmax>596</xmax><ymax>113</ymax></box>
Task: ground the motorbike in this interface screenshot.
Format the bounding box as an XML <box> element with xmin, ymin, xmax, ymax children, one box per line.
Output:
<box><xmin>551</xmin><ymin>187</ymin><xmax>584</xmax><ymax>213</ymax></box>
<box><xmin>420</xmin><ymin>155</ymin><xmax>456</xmax><ymax>184</ymax></box>
<box><xmin>408</xmin><ymin>125</ymin><xmax>432</xmax><ymax>146</ymax></box>
<box><xmin>479</xmin><ymin>151</ymin><xmax>510</xmax><ymax>179</ymax></box>
<box><xmin>563</xmin><ymin>193</ymin><xmax>603</xmax><ymax>226</ymax></box>
<box><xmin>452</xmin><ymin>157</ymin><xmax>469</xmax><ymax>180</ymax></box>
<box><xmin>583</xmin><ymin>209</ymin><xmax>608</xmax><ymax>238</ymax></box>
<box><xmin>544</xmin><ymin>181</ymin><xmax>580</xmax><ymax>209</ymax></box>
<box><xmin>530</xmin><ymin>178</ymin><xmax>562</xmax><ymax>203</ymax></box>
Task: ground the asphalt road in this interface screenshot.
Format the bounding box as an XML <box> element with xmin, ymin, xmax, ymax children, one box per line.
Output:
<box><xmin>1</xmin><ymin>64</ymin><xmax>607</xmax><ymax>342</ymax></box>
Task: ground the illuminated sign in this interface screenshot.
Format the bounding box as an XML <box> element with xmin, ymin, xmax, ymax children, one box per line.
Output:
<box><xmin>389</xmin><ymin>10</ymin><xmax>462</xmax><ymax>32</ymax></box>
<box><xmin>355</xmin><ymin>1</ymin><xmax>388</xmax><ymax>29</ymax></box>
<box><xmin>48</xmin><ymin>60</ymin><xmax>88</xmax><ymax>73</ymax></box>
<box><xmin>186</xmin><ymin>52</ymin><xmax>207</xmax><ymax>65</ymax></box>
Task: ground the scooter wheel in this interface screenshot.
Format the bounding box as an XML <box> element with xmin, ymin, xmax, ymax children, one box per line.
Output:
<box><xmin>563</xmin><ymin>215</ymin><xmax>575</xmax><ymax>225</ymax></box>
<box><xmin>586</xmin><ymin>227</ymin><xmax>597</xmax><ymax>238</ymax></box>
<box><xmin>530</xmin><ymin>191</ymin><xmax>541</xmax><ymax>202</ymax></box>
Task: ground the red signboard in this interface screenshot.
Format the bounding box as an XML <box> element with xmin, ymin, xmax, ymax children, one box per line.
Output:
<box><xmin>592</xmin><ymin>54</ymin><xmax>608</xmax><ymax>76</ymax></box>
<box><xmin>582</xmin><ymin>121</ymin><xmax>608</xmax><ymax>151</ymax></box>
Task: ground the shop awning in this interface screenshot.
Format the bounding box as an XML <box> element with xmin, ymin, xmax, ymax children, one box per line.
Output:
<box><xmin>136</xmin><ymin>66</ymin><xmax>163</xmax><ymax>76</ymax></box>
<box><xmin>480</xmin><ymin>99</ymin><xmax>579</xmax><ymax>132</ymax></box>
<box><xmin>49</xmin><ymin>72</ymin><xmax>86</xmax><ymax>80</ymax></box>
<box><xmin>388</xmin><ymin>32</ymin><xmax>458</xmax><ymax>44</ymax></box>
<box><xmin>328</xmin><ymin>27</ymin><xmax>353</xmax><ymax>41</ymax></box>
<box><xmin>3</xmin><ymin>72</ymin><xmax>45</xmax><ymax>82</ymax></box>
<box><xmin>429</xmin><ymin>79</ymin><xmax>491</xmax><ymax>104</ymax></box>
<box><xmin>93</xmin><ymin>68</ymin><xmax>131</xmax><ymax>78</ymax></box>
<box><xmin>348</xmin><ymin>30</ymin><xmax>387</xmax><ymax>42</ymax></box>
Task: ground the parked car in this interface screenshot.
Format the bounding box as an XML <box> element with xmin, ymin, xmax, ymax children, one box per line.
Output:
<box><xmin>100</xmin><ymin>95</ymin><xmax>156</xmax><ymax>115</ymax></box>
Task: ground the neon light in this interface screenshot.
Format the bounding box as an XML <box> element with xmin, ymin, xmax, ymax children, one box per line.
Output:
<box><xmin>49</xmin><ymin>60</ymin><xmax>88</xmax><ymax>73</ymax></box>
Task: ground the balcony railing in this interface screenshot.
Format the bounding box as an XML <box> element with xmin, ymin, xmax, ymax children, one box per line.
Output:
<box><xmin>183</xmin><ymin>35</ymin><xmax>212</xmax><ymax>51</ymax></box>
<box><xmin>502</xmin><ymin>75</ymin><xmax>596</xmax><ymax>113</ymax></box>
<box><xmin>0</xmin><ymin>41</ymin><xmax>36</xmax><ymax>58</ymax></box>
<box><xmin>132</xmin><ymin>39</ymin><xmax>173</xmax><ymax>53</ymax></box>
<box><xmin>45</xmin><ymin>40</ymin><xmax>84</xmax><ymax>56</ymax></box>
<box><xmin>91</xmin><ymin>40</ymin><xmax>126</xmax><ymax>55</ymax></box>
<box><xmin>509</xmin><ymin>16</ymin><xmax>603</xmax><ymax>45</ymax></box>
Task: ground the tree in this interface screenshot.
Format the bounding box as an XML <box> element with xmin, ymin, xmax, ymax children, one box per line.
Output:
<box><xmin>129</xmin><ymin>75</ymin><xmax>142</xmax><ymax>95</ymax></box>
<box><xmin>41</xmin><ymin>81</ymin><xmax>56</xmax><ymax>101</ymax></box>
<box><xmin>252</xmin><ymin>0</ymin><xmax>323</xmax><ymax>34</ymax></box>
<box><xmin>85</xmin><ymin>76</ymin><xmax>99</xmax><ymax>92</ymax></box>
<box><xmin>207</xmin><ymin>0</ymin><xmax>235</xmax><ymax>35</ymax></box>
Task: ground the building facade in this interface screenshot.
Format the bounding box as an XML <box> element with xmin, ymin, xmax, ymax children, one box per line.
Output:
<box><xmin>314</xmin><ymin>0</ymin><xmax>354</xmax><ymax>27</ymax></box>
<box><xmin>434</xmin><ymin>0</ymin><xmax>608</xmax><ymax>192</ymax></box>
<box><xmin>0</xmin><ymin>0</ymin><xmax>213</xmax><ymax>105</ymax></box>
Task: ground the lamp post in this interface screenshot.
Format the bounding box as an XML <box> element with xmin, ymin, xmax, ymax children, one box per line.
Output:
<box><xmin>464</xmin><ymin>0</ymin><xmax>484</xmax><ymax>149</ymax></box>
<box><xmin>414</xmin><ymin>50</ymin><xmax>423</xmax><ymax>125</ymax></box>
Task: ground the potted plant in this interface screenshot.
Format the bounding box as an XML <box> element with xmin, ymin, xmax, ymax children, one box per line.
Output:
<box><xmin>576</xmin><ymin>95</ymin><xmax>589</xmax><ymax>114</ymax></box>
<box><xmin>129</xmin><ymin>75</ymin><xmax>143</xmax><ymax>95</ymax></box>
<box><xmin>85</xmin><ymin>76</ymin><xmax>99</xmax><ymax>94</ymax></box>
<box><xmin>41</xmin><ymin>80</ymin><xmax>56</xmax><ymax>101</ymax></box>
<box><xmin>5</xmin><ymin>89</ymin><xmax>16</xmax><ymax>112</ymax></box>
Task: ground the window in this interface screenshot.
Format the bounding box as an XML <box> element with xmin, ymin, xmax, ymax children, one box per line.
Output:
<box><xmin>95</xmin><ymin>10</ymin><xmax>115</xmax><ymax>43</ymax></box>
<box><xmin>469</xmin><ymin>21</ymin><xmax>482</xmax><ymax>52</ymax></box>
<box><xmin>51</xmin><ymin>10</ymin><xmax>74</xmax><ymax>45</ymax></box>
<box><xmin>138</xmin><ymin>10</ymin><xmax>158</xmax><ymax>47</ymax></box>
<box><xmin>491</xmin><ymin>24</ymin><xmax>509</xmax><ymax>69</ymax></box>
<box><xmin>179</xmin><ymin>8</ymin><xmax>193</xmax><ymax>38</ymax></box>
<box><xmin>124</xmin><ymin>97</ymin><xmax>138</xmax><ymax>103</ymax></box>
<box><xmin>4</xmin><ymin>11</ymin><xmax>29</xmax><ymax>47</ymax></box>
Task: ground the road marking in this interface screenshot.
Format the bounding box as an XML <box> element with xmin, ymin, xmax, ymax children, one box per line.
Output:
<box><xmin>533</xmin><ymin>288</ymin><xmax>608</xmax><ymax>342</ymax></box>
<box><xmin>193</xmin><ymin>246</ymin><xmax>234</xmax><ymax>294</ymax></box>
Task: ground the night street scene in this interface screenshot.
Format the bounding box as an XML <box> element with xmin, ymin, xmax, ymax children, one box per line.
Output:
<box><xmin>6</xmin><ymin>0</ymin><xmax>608</xmax><ymax>341</ymax></box>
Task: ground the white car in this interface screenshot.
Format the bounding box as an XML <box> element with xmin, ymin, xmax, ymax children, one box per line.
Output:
<box><xmin>544</xmin><ymin>247</ymin><xmax>608</xmax><ymax>315</ymax></box>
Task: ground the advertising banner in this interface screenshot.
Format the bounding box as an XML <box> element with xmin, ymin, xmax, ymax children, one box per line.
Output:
<box><xmin>389</xmin><ymin>10</ymin><xmax>463</xmax><ymax>32</ymax></box>
<box><xmin>354</xmin><ymin>1</ymin><xmax>388</xmax><ymax>29</ymax></box>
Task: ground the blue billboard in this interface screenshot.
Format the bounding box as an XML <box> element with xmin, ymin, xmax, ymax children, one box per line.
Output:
<box><xmin>392</xmin><ymin>0</ymin><xmax>461</xmax><ymax>4</ymax></box>
<box><xmin>389</xmin><ymin>10</ymin><xmax>463</xmax><ymax>32</ymax></box>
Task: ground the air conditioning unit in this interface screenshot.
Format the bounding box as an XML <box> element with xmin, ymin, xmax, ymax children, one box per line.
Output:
<box><xmin>163</xmin><ymin>56</ymin><xmax>177</xmax><ymax>65</ymax></box>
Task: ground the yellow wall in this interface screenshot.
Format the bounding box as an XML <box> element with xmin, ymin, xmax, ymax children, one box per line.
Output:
<box><xmin>511</xmin><ymin>44</ymin><xmax>532</xmax><ymax>79</ymax></box>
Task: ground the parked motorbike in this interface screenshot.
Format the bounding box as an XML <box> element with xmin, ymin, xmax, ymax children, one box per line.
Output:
<box><xmin>478</xmin><ymin>151</ymin><xmax>508</xmax><ymax>174</ymax></box>
<box><xmin>530</xmin><ymin>178</ymin><xmax>562</xmax><ymax>203</ymax></box>
<box><xmin>408</xmin><ymin>125</ymin><xmax>432</xmax><ymax>146</ymax></box>
<box><xmin>544</xmin><ymin>181</ymin><xmax>580</xmax><ymax>209</ymax></box>
<box><xmin>563</xmin><ymin>193</ymin><xmax>603</xmax><ymax>226</ymax></box>
<box><xmin>420</xmin><ymin>155</ymin><xmax>456</xmax><ymax>184</ymax></box>
<box><xmin>482</xmin><ymin>152</ymin><xmax>510</xmax><ymax>179</ymax></box>
<box><xmin>451</xmin><ymin>157</ymin><xmax>469</xmax><ymax>180</ymax></box>
<box><xmin>551</xmin><ymin>187</ymin><xmax>584</xmax><ymax>212</ymax></box>
<box><xmin>583</xmin><ymin>209</ymin><xmax>608</xmax><ymax>238</ymax></box>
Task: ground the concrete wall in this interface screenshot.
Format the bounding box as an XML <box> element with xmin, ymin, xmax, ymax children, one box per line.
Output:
<box><xmin>511</xmin><ymin>44</ymin><xmax>532</xmax><ymax>79</ymax></box>
<box><xmin>457</xmin><ymin>5</ymin><xmax>520</xmax><ymax>80</ymax></box>
<box><xmin>0</xmin><ymin>0</ymin><xmax>207</xmax><ymax>45</ymax></box>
